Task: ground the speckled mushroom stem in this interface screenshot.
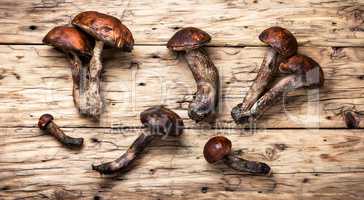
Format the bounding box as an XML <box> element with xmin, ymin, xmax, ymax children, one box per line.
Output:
<box><xmin>224</xmin><ymin>154</ymin><xmax>271</xmax><ymax>175</ymax></box>
<box><xmin>43</xmin><ymin>121</ymin><xmax>84</xmax><ymax>148</ymax></box>
<box><xmin>68</xmin><ymin>52</ymin><xmax>85</xmax><ymax>112</ymax></box>
<box><xmin>92</xmin><ymin>131</ymin><xmax>156</xmax><ymax>175</ymax></box>
<box><xmin>240</xmin><ymin>74</ymin><xmax>303</xmax><ymax>122</ymax></box>
<box><xmin>231</xmin><ymin>48</ymin><xmax>280</xmax><ymax>124</ymax></box>
<box><xmin>183</xmin><ymin>48</ymin><xmax>219</xmax><ymax>122</ymax></box>
<box><xmin>84</xmin><ymin>40</ymin><xmax>104</xmax><ymax>118</ymax></box>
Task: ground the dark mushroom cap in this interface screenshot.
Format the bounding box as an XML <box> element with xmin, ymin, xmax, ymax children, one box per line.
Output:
<box><xmin>72</xmin><ymin>11</ymin><xmax>134</xmax><ymax>51</ymax></box>
<box><xmin>167</xmin><ymin>27</ymin><xmax>211</xmax><ymax>51</ymax></box>
<box><xmin>38</xmin><ymin>114</ymin><xmax>54</xmax><ymax>130</ymax></box>
<box><xmin>43</xmin><ymin>26</ymin><xmax>92</xmax><ymax>55</ymax></box>
<box><xmin>259</xmin><ymin>27</ymin><xmax>298</xmax><ymax>57</ymax></box>
<box><xmin>203</xmin><ymin>136</ymin><xmax>232</xmax><ymax>163</ymax></box>
<box><xmin>343</xmin><ymin>110</ymin><xmax>360</xmax><ymax>129</ymax></box>
<box><xmin>140</xmin><ymin>106</ymin><xmax>184</xmax><ymax>136</ymax></box>
<box><xmin>279</xmin><ymin>54</ymin><xmax>324</xmax><ymax>88</ymax></box>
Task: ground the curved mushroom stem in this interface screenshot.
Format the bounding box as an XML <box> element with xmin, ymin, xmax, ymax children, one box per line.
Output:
<box><xmin>84</xmin><ymin>40</ymin><xmax>104</xmax><ymax>118</ymax></box>
<box><xmin>240</xmin><ymin>75</ymin><xmax>304</xmax><ymax>122</ymax></box>
<box><xmin>183</xmin><ymin>48</ymin><xmax>219</xmax><ymax>122</ymax></box>
<box><xmin>44</xmin><ymin>121</ymin><xmax>84</xmax><ymax>147</ymax></box>
<box><xmin>224</xmin><ymin>154</ymin><xmax>271</xmax><ymax>175</ymax></box>
<box><xmin>92</xmin><ymin>131</ymin><xmax>155</xmax><ymax>175</ymax></box>
<box><xmin>231</xmin><ymin>48</ymin><xmax>280</xmax><ymax>124</ymax></box>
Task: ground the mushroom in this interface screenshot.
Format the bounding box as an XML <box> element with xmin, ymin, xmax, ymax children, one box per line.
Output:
<box><xmin>203</xmin><ymin>136</ymin><xmax>271</xmax><ymax>175</ymax></box>
<box><xmin>72</xmin><ymin>11</ymin><xmax>134</xmax><ymax>118</ymax></box>
<box><xmin>92</xmin><ymin>106</ymin><xmax>184</xmax><ymax>175</ymax></box>
<box><xmin>167</xmin><ymin>27</ymin><xmax>219</xmax><ymax>122</ymax></box>
<box><xmin>38</xmin><ymin>114</ymin><xmax>84</xmax><ymax>148</ymax></box>
<box><xmin>231</xmin><ymin>27</ymin><xmax>298</xmax><ymax>124</ymax></box>
<box><xmin>43</xmin><ymin>25</ymin><xmax>92</xmax><ymax>114</ymax></box>
<box><xmin>343</xmin><ymin>109</ymin><xmax>360</xmax><ymax>128</ymax></box>
<box><xmin>238</xmin><ymin>54</ymin><xmax>324</xmax><ymax>122</ymax></box>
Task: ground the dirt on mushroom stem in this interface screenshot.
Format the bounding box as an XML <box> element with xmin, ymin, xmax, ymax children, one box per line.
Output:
<box><xmin>183</xmin><ymin>48</ymin><xmax>219</xmax><ymax>122</ymax></box>
<box><xmin>224</xmin><ymin>155</ymin><xmax>272</xmax><ymax>176</ymax></box>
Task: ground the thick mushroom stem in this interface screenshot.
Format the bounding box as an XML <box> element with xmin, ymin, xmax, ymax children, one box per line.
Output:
<box><xmin>240</xmin><ymin>74</ymin><xmax>308</xmax><ymax>122</ymax></box>
<box><xmin>231</xmin><ymin>48</ymin><xmax>279</xmax><ymax>123</ymax></box>
<box><xmin>224</xmin><ymin>155</ymin><xmax>271</xmax><ymax>175</ymax></box>
<box><xmin>92</xmin><ymin>132</ymin><xmax>155</xmax><ymax>175</ymax></box>
<box><xmin>84</xmin><ymin>40</ymin><xmax>104</xmax><ymax>118</ymax></box>
<box><xmin>343</xmin><ymin>110</ymin><xmax>360</xmax><ymax>129</ymax></box>
<box><xmin>183</xmin><ymin>48</ymin><xmax>219</xmax><ymax>122</ymax></box>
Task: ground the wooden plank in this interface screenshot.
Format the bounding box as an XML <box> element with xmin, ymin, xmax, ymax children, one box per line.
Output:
<box><xmin>0</xmin><ymin>45</ymin><xmax>363</xmax><ymax>128</ymax></box>
<box><xmin>1</xmin><ymin>128</ymin><xmax>363</xmax><ymax>199</ymax></box>
<box><xmin>0</xmin><ymin>0</ymin><xmax>363</xmax><ymax>46</ymax></box>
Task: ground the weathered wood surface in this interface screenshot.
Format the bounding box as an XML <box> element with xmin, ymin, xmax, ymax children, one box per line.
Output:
<box><xmin>0</xmin><ymin>45</ymin><xmax>363</xmax><ymax>128</ymax></box>
<box><xmin>0</xmin><ymin>0</ymin><xmax>363</xmax><ymax>46</ymax></box>
<box><xmin>1</xmin><ymin>128</ymin><xmax>364</xmax><ymax>200</ymax></box>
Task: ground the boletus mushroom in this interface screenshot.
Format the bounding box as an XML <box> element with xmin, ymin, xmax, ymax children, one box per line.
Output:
<box><xmin>38</xmin><ymin>114</ymin><xmax>84</xmax><ymax>148</ymax></box>
<box><xmin>204</xmin><ymin>136</ymin><xmax>271</xmax><ymax>175</ymax></box>
<box><xmin>167</xmin><ymin>27</ymin><xmax>219</xmax><ymax>122</ymax></box>
<box><xmin>231</xmin><ymin>27</ymin><xmax>298</xmax><ymax>124</ymax></box>
<box><xmin>238</xmin><ymin>54</ymin><xmax>324</xmax><ymax>122</ymax></box>
<box><xmin>43</xmin><ymin>25</ymin><xmax>92</xmax><ymax>113</ymax></box>
<box><xmin>92</xmin><ymin>106</ymin><xmax>184</xmax><ymax>175</ymax></box>
<box><xmin>72</xmin><ymin>11</ymin><xmax>134</xmax><ymax>118</ymax></box>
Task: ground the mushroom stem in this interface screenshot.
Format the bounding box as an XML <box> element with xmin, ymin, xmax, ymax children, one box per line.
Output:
<box><xmin>92</xmin><ymin>131</ymin><xmax>155</xmax><ymax>175</ymax></box>
<box><xmin>85</xmin><ymin>40</ymin><xmax>104</xmax><ymax>118</ymax></box>
<box><xmin>343</xmin><ymin>109</ymin><xmax>360</xmax><ymax>129</ymax></box>
<box><xmin>224</xmin><ymin>154</ymin><xmax>271</xmax><ymax>175</ymax></box>
<box><xmin>183</xmin><ymin>48</ymin><xmax>219</xmax><ymax>122</ymax></box>
<box><xmin>242</xmin><ymin>74</ymin><xmax>305</xmax><ymax>122</ymax></box>
<box><xmin>231</xmin><ymin>48</ymin><xmax>280</xmax><ymax>123</ymax></box>
<box><xmin>43</xmin><ymin>121</ymin><xmax>84</xmax><ymax>147</ymax></box>
<box><xmin>68</xmin><ymin>51</ymin><xmax>84</xmax><ymax>110</ymax></box>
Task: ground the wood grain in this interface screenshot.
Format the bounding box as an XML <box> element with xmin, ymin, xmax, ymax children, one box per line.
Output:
<box><xmin>0</xmin><ymin>0</ymin><xmax>363</xmax><ymax>46</ymax></box>
<box><xmin>0</xmin><ymin>45</ymin><xmax>363</xmax><ymax>128</ymax></box>
<box><xmin>1</xmin><ymin>128</ymin><xmax>363</xmax><ymax>200</ymax></box>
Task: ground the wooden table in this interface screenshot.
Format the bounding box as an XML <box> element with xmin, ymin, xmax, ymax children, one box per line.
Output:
<box><xmin>1</xmin><ymin>0</ymin><xmax>363</xmax><ymax>199</ymax></box>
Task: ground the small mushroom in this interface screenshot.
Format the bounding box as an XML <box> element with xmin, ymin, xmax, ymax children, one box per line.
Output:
<box><xmin>43</xmin><ymin>25</ymin><xmax>92</xmax><ymax>114</ymax></box>
<box><xmin>232</xmin><ymin>27</ymin><xmax>298</xmax><ymax>124</ymax></box>
<box><xmin>167</xmin><ymin>27</ymin><xmax>219</xmax><ymax>122</ymax></box>
<box><xmin>239</xmin><ymin>54</ymin><xmax>324</xmax><ymax>122</ymax></box>
<box><xmin>92</xmin><ymin>106</ymin><xmax>184</xmax><ymax>175</ymax></box>
<box><xmin>203</xmin><ymin>136</ymin><xmax>271</xmax><ymax>175</ymax></box>
<box><xmin>72</xmin><ymin>11</ymin><xmax>134</xmax><ymax>118</ymax></box>
<box><xmin>38</xmin><ymin>114</ymin><xmax>84</xmax><ymax>148</ymax></box>
<box><xmin>343</xmin><ymin>109</ymin><xmax>360</xmax><ymax>128</ymax></box>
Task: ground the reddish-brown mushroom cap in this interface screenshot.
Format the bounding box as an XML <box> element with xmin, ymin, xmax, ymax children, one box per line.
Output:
<box><xmin>259</xmin><ymin>27</ymin><xmax>298</xmax><ymax>58</ymax></box>
<box><xmin>140</xmin><ymin>106</ymin><xmax>184</xmax><ymax>136</ymax></box>
<box><xmin>43</xmin><ymin>26</ymin><xmax>92</xmax><ymax>55</ymax></box>
<box><xmin>167</xmin><ymin>27</ymin><xmax>211</xmax><ymax>51</ymax></box>
<box><xmin>72</xmin><ymin>11</ymin><xmax>134</xmax><ymax>51</ymax></box>
<box><xmin>203</xmin><ymin>136</ymin><xmax>232</xmax><ymax>163</ymax></box>
<box><xmin>279</xmin><ymin>54</ymin><xmax>325</xmax><ymax>88</ymax></box>
<box><xmin>38</xmin><ymin>114</ymin><xmax>54</xmax><ymax>130</ymax></box>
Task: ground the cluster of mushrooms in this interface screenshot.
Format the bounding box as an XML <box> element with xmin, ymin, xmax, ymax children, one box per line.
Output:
<box><xmin>38</xmin><ymin>11</ymin><xmax>358</xmax><ymax>178</ymax></box>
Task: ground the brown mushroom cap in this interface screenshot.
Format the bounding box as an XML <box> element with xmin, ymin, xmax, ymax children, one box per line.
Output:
<box><xmin>259</xmin><ymin>27</ymin><xmax>298</xmax><ymax>57</ymax></box>
<box><xmin>279</xmin><ymin>54</ymin><xmax>324</xmax><ymax>88</ymax></box>
<box><xmin>43</xmin><ymin>26</ymin><xmax>92</xmax><ymax>55</ymax></box>
<box><xmin>203</xmin><ymin>136</ymin><xmax>232</xmax><ymax>163</ymax></box>
<box><xmin>38</xmin><ymin>114</ymin><xmax>54</xmax><ymax>130</ymax></box>
<box><xmin>167</xmin><ymin>27</ymin><xmax>211</xmax><ymax>51</ymax></box>
<box><xmin>140</xmin><ymin>106</ymin><xmax>184</xmax><ymax>136</ymax></box>
<box><xmin>72</xmin><ymin>11</ymin><xmax>134</xmax><ymax>51</ymax></box>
